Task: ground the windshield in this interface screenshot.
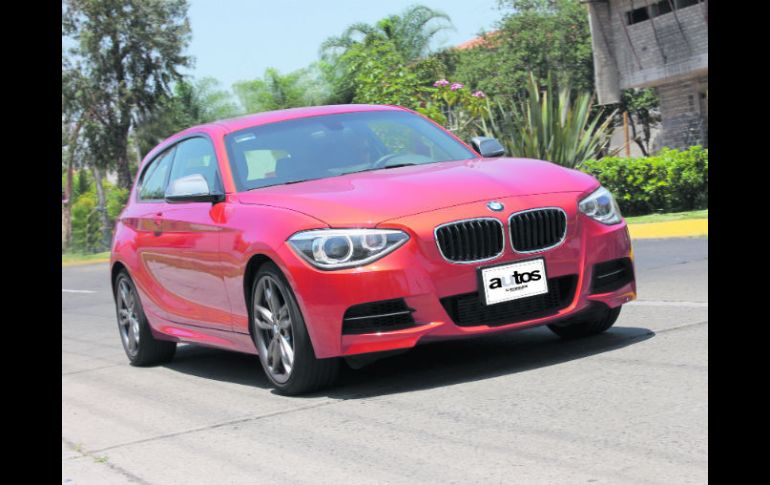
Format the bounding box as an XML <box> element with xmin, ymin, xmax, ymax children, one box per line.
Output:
<box><xmin>224</xmin><ymin>110</ymin><xmax>477</xmax><ymax>191</ymax></box>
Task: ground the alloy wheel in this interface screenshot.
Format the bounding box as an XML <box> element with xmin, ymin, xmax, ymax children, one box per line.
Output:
<box><xmin>117</xmin><ymin>279</ymin><xmax>141</xmax><ymax>356</ymax></box>
<box><xmin>253</xmin><ymin>275</ymin><xmax>295</xmax><ymax>384</ymax></box>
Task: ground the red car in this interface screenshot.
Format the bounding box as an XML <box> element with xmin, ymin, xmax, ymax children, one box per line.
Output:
<box><xmin>111</xmin><ymin>104</ymin><xmax>636</xmax><ymax>395</ymax></box>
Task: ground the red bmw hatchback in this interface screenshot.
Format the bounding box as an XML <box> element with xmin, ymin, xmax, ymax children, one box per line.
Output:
<box><xmin>111</xmin><ymin>104</ymin><xmax>636</xmax><ymax>395</ymax></box>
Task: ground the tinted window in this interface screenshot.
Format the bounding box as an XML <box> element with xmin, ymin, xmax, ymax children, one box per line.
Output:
<box><xmin>168</xmin><ymin>137</ymin><xmax>222</xmax><ymax>192</ymax></box>
<box><xmin>224</xmin><ymin>111</ymin><xmax>476</xmax><ymax>192</ymax></box>
<box><xmin>138</xmin><ymin>148</ymin><xmax>175</xmax><ymax>201</ymax></box>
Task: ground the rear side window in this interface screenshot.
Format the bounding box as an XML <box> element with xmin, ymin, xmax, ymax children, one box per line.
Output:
<box><xmin>168</xmin><ymin>137</ymin><xmax>222</xmax><ymax>192</ymax></box>
<box><xmin>138</xmin><ymin>148</ymin><xmax>175</xmax><ymax>201</ymax></box>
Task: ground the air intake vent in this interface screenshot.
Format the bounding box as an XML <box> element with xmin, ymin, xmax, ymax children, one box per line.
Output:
<box><xmin>440</xmin><ymin>275</ymin><xmax>577</xmax><ymax>327</ymax></box>
<box><xmin>435</xmin><ymin>218</ymin><xmax>504</xmax><ymax>263</ymax></box>
<box><xmin>509</xmin><ymin>208</ymin><xmax>567</xmax><ymax>252</ymax></box>
<box><xmin>591</xmin><ymin>258</ymin><xmax>634</xmax><ymax>293</ymax></box>
<box><xmin>342</xmin><ymin>298</ymin><xmax>416</xmax><ymax>335</ymax></box>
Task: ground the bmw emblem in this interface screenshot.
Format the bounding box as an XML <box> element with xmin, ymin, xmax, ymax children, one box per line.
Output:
<box><xmin>487</xmin><ymin>201</ymin><xmax>504</xmax><ymax>212</ymax></box>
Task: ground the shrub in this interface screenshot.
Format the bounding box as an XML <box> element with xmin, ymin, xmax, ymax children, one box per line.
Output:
<box><xmin>581</xmin><ymin>146</ymin><xmax>708</xmax><ymax>216</ymax></box>
<box><xmin>70</xmin><ymin>193</ymin><xmax>102</xmax><ymax>253</ymax></box>
<box><xmin>503</xmin><ymin>73</ymin><xmax>615</xmax><ymax>168</ymax></box>
<box><xmin>68</xmin><ymin>178</ymin><xmax>129</xmax><ymax>254</ymax></box>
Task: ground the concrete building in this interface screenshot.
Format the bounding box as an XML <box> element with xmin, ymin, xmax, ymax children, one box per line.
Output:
<box><xmin>584</xmin><ymin>0</ymin><xmax>708</xmax><ymax>149</ymax></box>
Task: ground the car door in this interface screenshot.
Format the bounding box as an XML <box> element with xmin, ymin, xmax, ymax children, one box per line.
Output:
<box><xmin>137</xmin><ymin>136</ymin><xmax>232</xmax><ymax>331</ymax></box>
<box><xmin>129</xmin><ymin>146</ymin><xmax>177</xmax><ymax>322</ymax></box>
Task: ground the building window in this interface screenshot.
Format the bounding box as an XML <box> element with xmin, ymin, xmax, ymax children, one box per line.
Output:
<box><xmin>674</xmin><ymin>0</ymin><xmax>700</xmax><ymax>8</ymax></box>
<box><xmin>650</xmin><ymin>1</ymin><xmax>672</xmax><ymax>17</ymax></box>
<box><xmin>626</xmin><ymin>0</ymin><xmax>704</xmax><ymax>25</ymax></box>
<box><xmin>626</xmin><ymin>6</ymin><xmax>650</xmax><ymax>25</ymax></box>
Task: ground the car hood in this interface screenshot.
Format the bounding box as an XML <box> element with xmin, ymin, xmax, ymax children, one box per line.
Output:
<box><xmin>236</xmin><ymin>157</ymin><xmax>599</xmax><ymax>226</ymax></box>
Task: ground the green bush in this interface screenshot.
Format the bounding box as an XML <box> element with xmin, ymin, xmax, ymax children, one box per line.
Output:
<box><xmin>68</xmin><ymin>177</ymin><xmax>129</xmax><ymax>254</ymax></box>
<box><xmin>106</xmin><ymin>184</ymin><xmax>129</xmax><ymax>220</ymax></box>
<box><xmin>70</xmin><ymin>193</ymin><xmax>102</xmax><ymax>253</ymax></box>
<box><xmin>581</xmin><ymin>146</ymin><xmax>708</xmax><ymax>216</ymax></box>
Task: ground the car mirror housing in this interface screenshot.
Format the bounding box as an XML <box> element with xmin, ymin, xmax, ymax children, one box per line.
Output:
<box><xmin>470</xmin><ymin>136</ymin><xmax>506</xmax><ymax>158</ymax></box>
<box><xmin>165</xmin><ymin>174</ymin><xmax>224</xmax><ymax>204</ymax></box>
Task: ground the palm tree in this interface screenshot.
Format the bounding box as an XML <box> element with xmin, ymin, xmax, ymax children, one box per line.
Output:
<box><xmin>320</xmin><ymin>5</ymin><xmax>454</xmax><ymax>63</ymax></box>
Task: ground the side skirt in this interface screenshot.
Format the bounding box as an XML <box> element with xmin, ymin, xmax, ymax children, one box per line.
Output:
<box><xmin>144</xmin><ymin>307</ymin><xmax>258</xmax><ymax>355</ymax></box>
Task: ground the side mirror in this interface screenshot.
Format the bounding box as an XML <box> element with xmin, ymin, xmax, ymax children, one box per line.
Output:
<box><xmin>165</xmin><ymin>174</ymin><xmax>225</xmax><ymax>204</ymax></box>
<box><xmin>470</xmin><ymin>136</ymin><xmax>506</xmax><ymax>158</ymax></box>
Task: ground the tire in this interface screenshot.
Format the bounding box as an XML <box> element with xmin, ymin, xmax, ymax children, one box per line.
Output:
<box><xmin>250</xmin><ymin>262</ymin><xmax>339</xmax><ymax>395</ymax></box>
<box><xmin>114</xmin><ymin>270</ymin><xmax>176</xmax><ymax>366</ymax></box>
<box><xmin>547</xmin><ymin>305</ymin><xmax>622</xmax><ymax>340</ymax></box>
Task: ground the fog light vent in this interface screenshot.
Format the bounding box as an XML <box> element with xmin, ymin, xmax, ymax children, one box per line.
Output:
<box><xmin>342</xmin><ymin>298</ymin><xmax>416</xmax><ymax>335</ymax></box>
<box><xmin>591</xmin><ymin>258</ymin><xmax>634</xmax><ymax>293</ymax></box>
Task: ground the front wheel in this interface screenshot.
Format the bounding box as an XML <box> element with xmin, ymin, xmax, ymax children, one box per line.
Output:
<box><xmin>250</xmin><ymin>262</ymin><xmax>339</xmax><ymax>395</ymax></box>
<box><xmin>547</xmin><ymin>305</ymin><xmax>622</xmax><ymax>340</ymax></box>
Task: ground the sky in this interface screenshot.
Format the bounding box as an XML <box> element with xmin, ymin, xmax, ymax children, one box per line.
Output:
<box><xmin>185</xmin><ymin>0</ymin><xmax>504</xmax><ymax>89</ymax></box>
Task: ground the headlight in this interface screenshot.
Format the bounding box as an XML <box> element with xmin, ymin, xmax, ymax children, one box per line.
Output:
<box><xmin>579</xmin><ymin>186</ymin><xmax>622</xmax><ymax>225</ymax></box>
<box><xmin>288</xmin><ymin>229</ymin><xmax>409</xmax><ymax>269</ymax></box>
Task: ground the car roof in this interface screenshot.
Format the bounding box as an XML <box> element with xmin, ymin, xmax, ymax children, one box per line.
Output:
<box><xmin>182</xmin><ymin>104</ymin><xmax>408</xmax><ymax>136</ymax></box>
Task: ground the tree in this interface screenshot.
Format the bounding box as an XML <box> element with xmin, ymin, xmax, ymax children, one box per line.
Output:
<box><xmin>62</xmin><ymin>0</ymin><xmax>192</xmax><ymax>190</ymax></box>
<box><xmin>62</xmin><ymin>56</ymin><xmax>94</xmax><ymax>251</ymax></box>
<box><xmin>320</xmin><ymin>5</ymin><xmax>454</xmax><ymax>103</ymax></box>
<box><xmin>63</xmin><ymin>52</ymin><xmax>127</xmax><ymax>252</ymax></box>
<box><xmin>451</xmin><ymin>0</ymin><xmax>594</xmax><ymax>98</ymax></box>
<box><xmin>617</xmin><ymin>88</ymin><xmax>660</xmax><ymax>156</ymax></box>
<box><xmin>342</xmin><ymin>40</ymin><xmax>424</xmax><ymax>107</ymax></box>
<box><xmin>133</xmin><ymin>77</ymin><xmax>242</xmax><ymax>157</ymax></box>
<box><xmin>232</xmin><ymin>66</ymin><xmax>329</xmax><ymax>114</ymax></box>
<box><xmin>321</xmin><ymin>5</ymin><xmax>453</xmax><ymax>62</ymax></box>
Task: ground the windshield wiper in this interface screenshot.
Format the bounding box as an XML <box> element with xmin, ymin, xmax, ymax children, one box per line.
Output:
<box><xmin>340</xmin><ymin>163</ymin><xmax>417</xmax><ymax>176</ymax></box>
<box><xmin>246</xmin><ymin>178</ymin><xmax>311</xmax><ymax>191</ymax></box>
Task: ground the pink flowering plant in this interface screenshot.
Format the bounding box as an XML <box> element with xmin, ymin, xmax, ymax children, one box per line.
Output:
<box><xmin>420</xmin><ymin>79</ymin><xmax>491</xmax><ymax>139</ymax></box>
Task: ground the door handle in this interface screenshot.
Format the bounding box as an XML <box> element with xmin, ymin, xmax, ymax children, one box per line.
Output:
<box><xmin>153</xmin><ymin>212</ymin><xmax>163</xmax><ymax>236</ymax></box>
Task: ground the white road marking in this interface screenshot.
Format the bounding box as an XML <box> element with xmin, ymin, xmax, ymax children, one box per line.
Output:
<box><xmin>62</xmin><ymin>289</ymin><xmax>97</xmax><ymax>294</ymax></box>
<box><xmin>628</xmin><ymin>300</ymin><xmax>708</xmax><ymax>308</ymax></box>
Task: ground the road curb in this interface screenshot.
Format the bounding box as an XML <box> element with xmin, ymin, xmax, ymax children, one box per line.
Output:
<box><xmin>628</xmin><ymin>218</ymin><xmax>708</xmax><ymax>239</ymax></box>
<box><xmin>62</xmin><ymin>258</ymin><xmax>110</xmax><ymax>268</ymax></box>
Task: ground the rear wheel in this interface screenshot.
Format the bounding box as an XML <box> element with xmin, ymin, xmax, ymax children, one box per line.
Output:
<box><xmin>250</xmin><ymin>262</ymin><xmax>339</xmax><ymax>395</ymax></box>
<box><xmin>114</xmin><ymin>271</ymin><xmax>176</xmax><ymax>365</ymax></box>
<box><xmin>547</xmin><ymin>305</ymin><xmax>621</xmax><ymax>340</ymax></box>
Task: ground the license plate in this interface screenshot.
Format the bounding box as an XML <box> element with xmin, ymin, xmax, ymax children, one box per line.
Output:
<box><xmin>478</xmin><ymin>258</ymin><xmax>549</xmax><ymax>306</ymax></box>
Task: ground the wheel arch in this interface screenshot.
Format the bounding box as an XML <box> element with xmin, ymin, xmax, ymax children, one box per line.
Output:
<box><xmin>110</xmin><ymin>260</ymin><xmax>128</xmax><ymax>298</ymax></box>
<box><xmin>243</xmin><ymin>253</ymin><xmax>276</xmax><ymax>342</ymax></box>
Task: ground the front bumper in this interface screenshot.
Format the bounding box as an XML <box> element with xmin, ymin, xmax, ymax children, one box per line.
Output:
<box><xmin>277</xmin><ymin>192</ymin><xmax>636</xmax><ymax>358</ymax></box>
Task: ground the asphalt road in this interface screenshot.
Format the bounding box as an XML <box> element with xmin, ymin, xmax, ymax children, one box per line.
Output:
<box><xmin>62</xmin><ymin>238</ymin><xmax>708</xmax><ymax>485</ymax></box>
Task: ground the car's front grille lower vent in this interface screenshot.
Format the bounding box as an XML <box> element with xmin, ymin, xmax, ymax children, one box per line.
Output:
<box><xmin>435</xmin><ymin>218</ymin><xmax>504</xmax><ymax>263</ymax></box>
<box><xmin>509</xmin><ymin>208</ymin><xmax>567</xmax><ymax>252</ymax></box>
<box><xmin>440</xmin><ymin>275</ymin><xmax>577</xmax><ymax>327</ymax></box>
<box><xmin>342</xmin><ymin>298</ymin><xmax>416</xmax><ymax>335</ymax></box>
<box><xmin>591</xmin><ymin>258</ymin><xmax>634</xmax><ymax>293</ymax></box>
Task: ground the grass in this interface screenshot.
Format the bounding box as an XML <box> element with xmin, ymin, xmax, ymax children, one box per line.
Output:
<box><xmin>625</xmin><ymin>209</ymin><xmax>708</xmax><ymax>225</ymax></box>
<box><xmin>62</xmin><ymin>251</ymin><xmax>110</xmax><ymax>266</ymax></box>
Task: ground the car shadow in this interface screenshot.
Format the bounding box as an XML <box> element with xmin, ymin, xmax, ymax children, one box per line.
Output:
<box><xmin>163</xmin><ymin>324</ymin><xmax>655</xmax><ymax>398</ymax></box>
<box><xmin>166</xmin><ymin>345</ymin><xmax>271</xmax><ymax>389</ymax></box>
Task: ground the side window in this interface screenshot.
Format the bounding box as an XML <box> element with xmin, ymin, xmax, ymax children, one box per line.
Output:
<box><xmin>168</xmin><ymin>137</ymin><xmax>222</xmax><ymax>192</ymax></box>
<box><xmin>138</xmin><ymin>148</ymin><xmax>175</xmax><ymax>201</ymax></box>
